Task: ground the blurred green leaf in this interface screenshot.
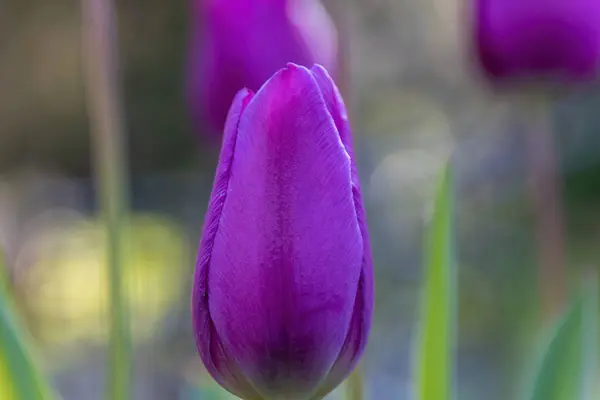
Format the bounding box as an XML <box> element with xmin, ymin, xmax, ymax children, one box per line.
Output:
<box><xmin>527</xmin><ymin>278</ymin><xmax>597</xmax><ymax>400</ymax></box>
<box><xmin>0</xmin><ymin>254</ymin><xmax>58</xmax><ymax>400</ymax></box>
<box><xmin>414</xmin><ymin>164</ymin><xmax>456</xmax><ymax>400</ymax></box>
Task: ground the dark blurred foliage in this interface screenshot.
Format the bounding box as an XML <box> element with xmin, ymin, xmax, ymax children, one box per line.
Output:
<box><xmin>0</xmin><ymin>0</ymin><xmax>199</xmax><ymax>177</ymax></box>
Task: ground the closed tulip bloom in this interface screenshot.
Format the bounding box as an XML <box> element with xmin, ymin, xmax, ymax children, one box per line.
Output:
<box><xmin>191</xmin><ymin>64</ymin><xmax>373</xmax><ymax>400</ymax></box>
<box><xmin>474</xmin><ymin>0</ymin><xmax>600</xmax><ymax>82</ymax></box>
<box><xmin>186</xmin><ymin>0</ymin><xmax>338</xmax><ymax>136</ymax></box>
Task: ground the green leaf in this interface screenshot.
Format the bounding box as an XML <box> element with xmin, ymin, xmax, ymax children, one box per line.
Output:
<box><xmin>527</xmin><ymin>277</ymin><xmax>598</xmax><ymax>400</ymax></box>
<box><xmin>0</xmin><ymin>254</ymin><xmax>58</xmax><ymax>400</ymax></box>
<box><xmin>414</xmin><ymin>164</ymin><xmax>457</xmax><ymax>400</ymax></box>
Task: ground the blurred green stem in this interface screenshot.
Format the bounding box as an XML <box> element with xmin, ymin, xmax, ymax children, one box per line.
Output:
<box><xmin>345</xmin><ymin>365</ymin><xmax>365</xmax><ymax>400</ymax></box>
<box><xmin>582</xmin><ymin>269</ymin><xmax>598</xmax><ymax>400</ymax></box>
<box><xmin>81</xmin><ymin>0</ymin><xmax>131</xmax><ymax>399</ymax></box>
<box><xmin>0</xmin><ymin>249</ymin><xmax>8</xmax><ymax>292</ymax></box>
<box><xmin>522</xmin><ymin>96</ymin><xmax>566</xmax><ymax>321</ymax></box>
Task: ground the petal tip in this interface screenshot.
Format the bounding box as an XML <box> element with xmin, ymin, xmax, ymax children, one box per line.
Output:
<box><xmin>309</xmin><ymin>64</ymin><xmax>335</xmax><ymax>89</ymax></box>
<box><xmin>222</xmin><ymin>87</ymin><xmax>255</xmax><ymax>135</ymax></box>
<box><xmin>284</xmin><ymin>61</ymin><xmax>307</xmax><ymax>70</ymax></box>
<box><xmin>279</xmin><ymin>62</ymin><xmax>313</xmax><ymax>81</ymax></box>
<box><xmin>252</xmin><ymin>62</ymin><xmax>316</xmax><ymax>99</ymax></box>
<box><xmin>232</xmin><ymin>87</ymin><xmax>255</xmax><ymax>106</ymax></box>
<box><xmin>310</xmin><ymin>63</ymin><xmax>328</xmax><ymax>74</ymax></box>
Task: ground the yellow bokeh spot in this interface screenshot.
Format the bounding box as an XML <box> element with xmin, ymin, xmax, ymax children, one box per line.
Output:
<box><xmin>19</xmin><ymin>213</ymin><xmax>191</xmax><ymax>348</ymax></box>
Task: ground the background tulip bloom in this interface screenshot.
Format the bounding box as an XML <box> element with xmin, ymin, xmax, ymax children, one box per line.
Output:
<box><xmin>474</xmin><ymin>0</ymin><xmax>600</xmax><ymax>82</ymax></box>
<box><xmin>185</xmin><ymin>0</ymin><xmax>338</xmax><ymax>136</ymax></box>
<box><xmin>191</xmin><ymin>64</ymin><xmax>373</xmax><ymax>400</ymax></box>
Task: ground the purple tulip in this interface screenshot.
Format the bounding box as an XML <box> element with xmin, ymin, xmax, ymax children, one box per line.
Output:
<box><xmin>474</xmin><ymin>0</ymin><xmax>600</xmax><ymax>82</ymax></box>
<box><xmin>191</xmin><ymin>63</ymin><xmax>373</xmax><ymax>400</ymax></box>
<box><xmin>186</xmin><ymin>0</ymin><xmax>338</xmax><ymax>137</ymax></box>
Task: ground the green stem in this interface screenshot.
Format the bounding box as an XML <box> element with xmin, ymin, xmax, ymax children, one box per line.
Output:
<box><xmin>81</xmin><ymin>0</ymin><xmax>131</xmax><ymax>399</ymax></box>
<box><xmin>345</xmin><ymin>364</ymin><xmax>365</xmax><ymax>400</ymax></box>
<box><xmin>0</xmin><ymin>249</ymin><xmax>8</xmax><ymax>293</ymax></box>
<box><xmin>581</xmin><ymin>269</ymin><xmax>598</xmax><ymax>400</ymax></box>
<box><xmin>520</xmin><ymin>96</ymin><xmax>566</xmax><ymax>322</ymax></box>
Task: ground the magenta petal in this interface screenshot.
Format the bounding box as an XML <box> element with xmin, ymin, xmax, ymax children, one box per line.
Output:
<box><xmin>474</xmin><ymin>0</ymin><xmax>600</xmax><ymax>82</ymax></box>
<box><xmin>309</xmin><ymin>65</ymin><xmax>374</xmax><ymax>395</ymax></box>
<box><xmin>192</xmin><ymin>88</ymin><xmax>261</xmax><ymax>399</ymax></box>
<box><xmin>309</xmin><ymin>65</ymin><xmax>357</xmax><ymax>181</ymax></box>
<box><xmin>190</xmin><ymin>0</ymin><xmax>314</xmax><ymax>134</ymax></box>
<box><xmin>206</xmin><ymin>64</ymin><xmax>363</xmax><ymax>398</ymax></box>
<box><xmin>186</xmin><ymin>0</ymin><xmax>338</xmax><ymax>135</ymax></box>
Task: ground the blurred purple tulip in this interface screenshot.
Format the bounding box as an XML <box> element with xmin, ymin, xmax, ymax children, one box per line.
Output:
<box><xmin>474</xmin><ymin>0</ymin><xmax>600</xmax><ymax>82</ymax></box>
<box><xmin>186</xmin><ymin>0</ymin><xmax>338</xmax><ymax>137</ymax></box>
<box><xmin>191</xmin><ymin>64</ymin><xmax>373</xmax><ymax>400</ymax></box>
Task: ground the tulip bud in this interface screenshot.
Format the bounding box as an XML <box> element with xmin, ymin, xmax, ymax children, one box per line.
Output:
<box><xmin>473</xmin><ymin>0</ymin><xmax>600</xmax><ymax>83</ymax></box>
<box><xmin>186</xmin><ymin>0</ymin><xmax>338</xmax><ymax>136</ymax></box>
<box><xmin>191</xmin><ymin>64</ymin><xmax>373</xmax><ymax>400</ymax></box>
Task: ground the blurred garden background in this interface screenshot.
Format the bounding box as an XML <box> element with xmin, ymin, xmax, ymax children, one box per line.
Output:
<box><xmin>2</xmin><ymin>0</ymin><xmax>600</xmax><ymax>399</ymax></box>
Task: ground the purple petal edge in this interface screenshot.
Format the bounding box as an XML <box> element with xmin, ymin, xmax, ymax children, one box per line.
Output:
<box><xmin>309</xmin><ymin>64</ymin><xmax>375</xmax><ymax>396</ymax></box>
<box><xmin>191</xmin><ymin>88</ymin><xmax>262</xmax><ymax>399</ymax></box>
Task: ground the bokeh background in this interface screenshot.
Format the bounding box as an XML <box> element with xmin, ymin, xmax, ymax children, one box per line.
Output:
<box><xmin>2</xmin><ymin>0</ymin><xmax>600</xmax><ymax>399</ymax></box>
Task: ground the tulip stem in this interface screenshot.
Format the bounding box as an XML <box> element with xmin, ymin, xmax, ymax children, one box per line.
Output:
<box><xmin>81</xmin><ymin>0</ymin><xmax>131</xmax><ymax>399</ymax></box>
<box><xmin>345</xmin><ymin>364</ymin><xmax>365</xmax><ymax>400</ymax></box>
<box><xmin>521</xmin><ymin>95</ymin><xmax>566</xmax><ymax>322</ymax></box>
<box><xmin>0</xmin><ymin>248</ymin><xmax>8</xmax><ymax>293</ymax></box>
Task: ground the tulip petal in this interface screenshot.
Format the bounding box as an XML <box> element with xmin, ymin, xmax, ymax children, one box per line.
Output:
<box><xmin>192</xmin><ymin>88</ymin><xmax>263</xmax><ymax>400</ymax></box>
<box><xmin>309</xmin><ymin>65</ymin><xmax>375</xmax><ymax>397</ymax></box>
<box><xmin>207</xmin><ymin>64</ymin><xmax>363</xmax><ymax>398</ymax></box>
<box><xmin>475</xmin><ymin>0</ymin><xmax>600</xmax><ymax>81</ymax></box>
<box><xmin>187</xmin><ymin>0</ymin><xmax>338</xmax><ymax>134</ymax></box>
<box><xmin>197</xmin><ymin>1</ymin><xmax>315</xmax><ymax>133</ymax></box>
<box><xmin>308</xmin><ymin>65</ymin><xmax>354</xmax><ymax>171</ymax></box>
